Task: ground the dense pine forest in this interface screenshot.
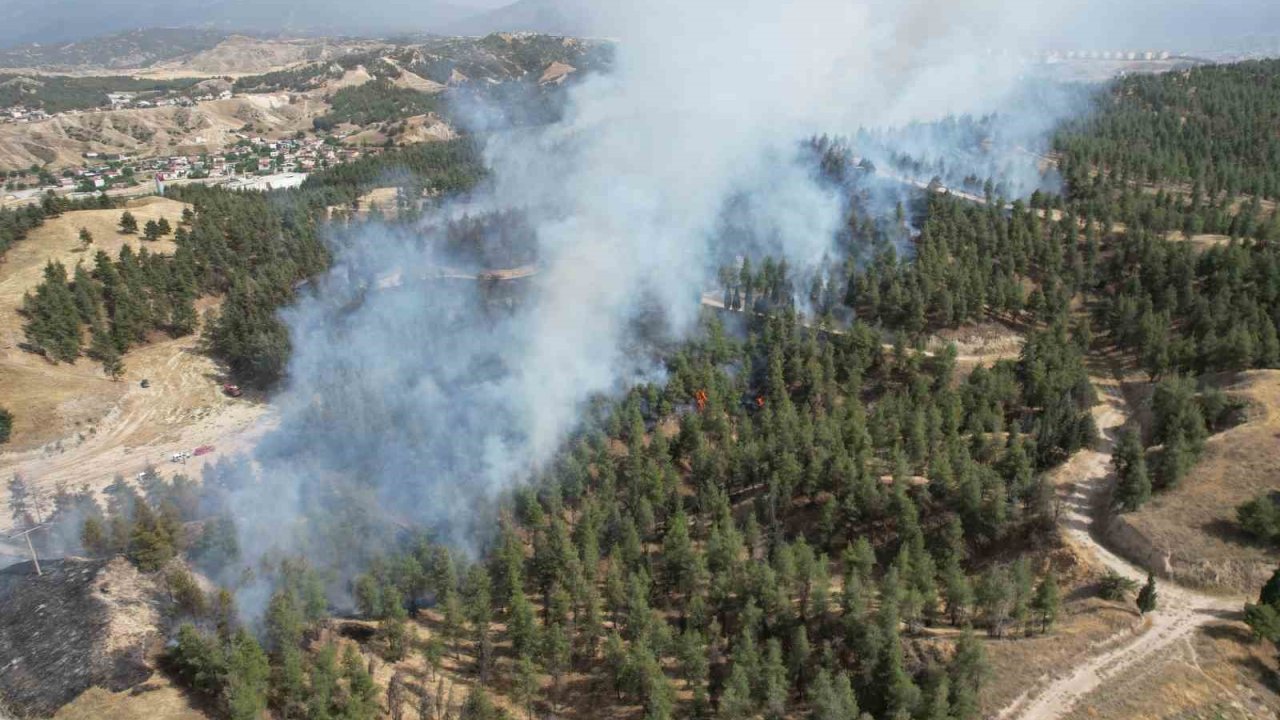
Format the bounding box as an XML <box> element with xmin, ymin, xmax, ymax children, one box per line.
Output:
<box><xmin>9</xmin><ymin>58</ymin><xmax>1280</xmax><ymax>720</ymax></box>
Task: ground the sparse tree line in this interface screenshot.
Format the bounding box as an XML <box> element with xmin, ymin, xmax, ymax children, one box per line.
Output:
<box><xmin>1111</xmin><ymin>376</ymin><xmax>1245</xmax><ymax>514</ymax></box>
<box><xmin>0</xmin><ymin>191</ymin><xmax>116</xmax><ymax>259</ymax></box>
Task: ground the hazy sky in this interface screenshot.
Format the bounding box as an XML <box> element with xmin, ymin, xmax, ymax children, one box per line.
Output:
<box><xmin>2</xmin><ymin>0</ymin><xmax>1279</xmax><ymax>50</ymax></box>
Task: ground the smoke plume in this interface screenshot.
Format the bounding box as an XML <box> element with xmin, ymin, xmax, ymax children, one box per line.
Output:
<box><xmin>231</xmin><ymin>0</ymin><xmax>1149</xmax><ymax>583</ymax></box>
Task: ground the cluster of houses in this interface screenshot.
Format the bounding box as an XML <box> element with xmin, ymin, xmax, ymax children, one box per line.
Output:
<box><xmin>105</xmin><ymin>89</ymin><xmax>234</xmax><ymax>110</ymax></box>
<box><xmin>4</xmin><ymin>135</ymin><xmax>378</xmax><ymax>201</ymax></box>
<box><xmin>0</xmin><ymin>106</ymin><xmax>50</xmax><ymax>124</ymax></box>
<box><xmin>1043</xmin><ymin>50</ymin><xmax>1174</xmax><ymax>62</ymax></box>
<box><xmin>0</xmin><ymin>87</ymin><xmax>237</xmax><ymax>126</ymax></box>
<box><xmin>150</xmin><ymin>135</ymin><xmax>372</xmax><ymax>180</ymax></box>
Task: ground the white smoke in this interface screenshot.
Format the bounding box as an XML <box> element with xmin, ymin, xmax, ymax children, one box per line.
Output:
<box><xmin>233</xmin><ymin>0</ymin><xmax>1136</xmax><ymax>576</ymax></box>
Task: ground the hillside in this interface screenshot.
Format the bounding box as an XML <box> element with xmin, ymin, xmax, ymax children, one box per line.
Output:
<box><xmin>0</xmin><ymin>29</ymin><xmax>231</xmax><ymax>71</ymax></box>
<box><xmin>1107</xmin><ymin>371</ymin><xmax>1280</xmax><ymax>594</ymax></box>
<box><xmin>0</xmin><ymin>94</ymin><xmax>325</xmax><ymax>169</ymax></box>
<box><xmin>0</xmin><ymin>558</ymin><xmax>166</xmax><ymax>717</ymax></box>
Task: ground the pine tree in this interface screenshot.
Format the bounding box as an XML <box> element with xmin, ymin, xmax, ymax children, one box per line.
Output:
<box><xmin>119</xmin><ymin>211</ymin><xmax>138</xmax><ymax>234</ymax></box>
<box><xmin>1031</xmin><ymin>572</ymin><xmax>1061</xmax><ymax>633</ymax></box>
<box><xmin>508</xmin><ymin>586</ymin><xmax>537</xmax><ymax>658</ymax></box>
<box><xmin>339</xmin><ymin>645</ymin><xmax>379</xmax><ymax>720</ymax></box>
<box><xmin>807</xmin><ymin>668</ymin><xmax>860</xmax><ymax>720</ymax></box>
<box><xmin>0</xmin><ymin>407</ymin><xmax>11</xmax><ymax>445</ymax></box>
<box><xmin>25</xmin><ymin>262</ymin><xmax>82</xmax><ymax>362</ymax></box>
<box><xmin>1112</xmin><ymin>429</ymin><xmax>1151</xmax><ymax>512</ymax></box>
<box><xmin>225</xmin><ymin>629</ymin><xmax>270</xmax><ymax>720</ymax></box>
<box><xmin>513</xmin><ymin>654</ymin><xmax>540</xmax><ymax>720</ymax></box>
<box><xmin>1136</xmin><ymin>573</ymin><xmax>1159</xmax><ymax>615</ymax></box>
<box><xmin>948</xmin><ymin>628</ymin><xmax>988</xmax><ymax>720</ymax></box>
<box><xmin>718</xmin><ymin>663</ymin><xmax>754</xmax><ymax>720</ymax></box>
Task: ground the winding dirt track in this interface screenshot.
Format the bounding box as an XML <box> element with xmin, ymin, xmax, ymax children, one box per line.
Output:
<box><xmin>999</xmin><ymin>378</ymin><xmax>1243</xmax><ymax>720</ymax></box>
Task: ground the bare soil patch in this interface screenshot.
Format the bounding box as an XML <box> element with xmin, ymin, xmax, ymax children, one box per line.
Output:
<box><xmin>926</xmin><ymin>321</ymin><xmax>1025</xmax><ymax>363</ymax></box>
<box><xmin>1060</xmin><ymin>620</ymin><xmax>1280</xmax><ymax>720</ymax></box>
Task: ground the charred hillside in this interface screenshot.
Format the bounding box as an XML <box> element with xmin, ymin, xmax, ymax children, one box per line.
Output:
<box><xmin>0</xmin><ymin>558</ymin><xmax>162</xmax><ymax>717</ymax></box>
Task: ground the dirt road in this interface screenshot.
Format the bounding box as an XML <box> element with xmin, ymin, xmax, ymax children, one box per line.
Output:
<box><xmin>999</xmin><ymin>378</ymin><xmax>1243</xmax><ymax>720</ymax></box>
<box><xmin>0</xmin><ymin>331</ymin><xmax>271</xmax><ymax>532</ymax></box>
<box><xmin>0</xmin><ymin>199</ymin><xmax>271</xmax><ymax>529</ymax></box>
<box><xmin>698</xmin><ymin>292</ymin><xmax>1023</xmax><ymax>364</ymax></box>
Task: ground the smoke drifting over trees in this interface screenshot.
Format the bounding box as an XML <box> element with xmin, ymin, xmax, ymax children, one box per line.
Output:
<box><xmin>229</xmin><ymin>0</ymin><xmax>1218</xmax><ymax>578</ymax></box>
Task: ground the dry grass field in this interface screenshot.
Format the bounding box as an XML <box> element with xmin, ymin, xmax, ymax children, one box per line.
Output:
<box><xmin>53</xmin><ymin>681</ymin><xmax>207</xmax><ymax>720</ymax></box>
<box><xmin>0</xmin><ymin>199</ymin><xmax>270</xmax><ymax>529</ymax></box>
<box><xmin>980</xmin><ymin>579</ymin><xmax>1144</xmax><ymax>714</ymax></box>
<box><xmin>1060</xmin><ymin>620</ymin><xmax>1280</xmax><ymax>720</ymax></box>
<box><xmin>1109</xmin><ymin>370</ymin><xmax>1280</xmax><ymax>594</ymax></box>
<box><xmin>0</xmin><ymin>196</ymin><xmax>182</xmax><ymax>449</ymax></box>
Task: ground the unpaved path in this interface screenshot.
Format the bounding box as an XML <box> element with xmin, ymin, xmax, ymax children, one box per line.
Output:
<box><xmin>698</xmin><ymin>292</ymin><xmax>1024</xmax><ymax>364</ymax></box>
<box><xmin>0</xmin><ymin>330</ymin><xmax>271</xmax><ymax>532</ymax></box>
<box><xmin>1000</xmin><ymin>377</ymin><xmax>1243</xmax><ymax>720</ymax></box>
<box><xmin>0</xmin><ymin>199</ymin><xmax>271</xmax><ymax>528</ymax></box>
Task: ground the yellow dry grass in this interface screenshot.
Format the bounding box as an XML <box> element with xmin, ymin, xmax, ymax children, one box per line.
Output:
<box><xmin>1060</xmin><ymin>620</ymin><xmax>1280</xmax><ymax>720</ymax></box>
<box><xmin>52</xmin><ymin>679</ymin><xmax>206</xmax><ymax>720</ymax></box>
<box><xmin>0</xmin><ymin>197</ymin><xmax>185</xmax><ymax>449</ymax></box>
<box><xmin>976</xmin><ymin>542</ymin><xmax>1144</xmax><ymax>715</ymax></box>
<box><xmin>0</xmin><ymin>199</ymin><xmax>270</xmax><ymax>523</ymax></box>
<box><xmin>1113</xmin><ymin>370</ymin><xmax>1280</xmax><ymax>594</ymax></box>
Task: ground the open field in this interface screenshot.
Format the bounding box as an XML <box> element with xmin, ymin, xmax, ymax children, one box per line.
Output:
<box><xmin>1061</xmin><ymin>620</ymin><xmax>1280</xmax><ymax>720</ymax></box>
<box><xmin>978</xmin><ymin>546</ymin><xmax>1144</xmax><ymax>715</ymax></box>
<box><xmin>0</xmin><ymin>199</ymin><xmax>270</xmax><ymax>530</ymax></box>
<box><xmin>53</xmin><ymin>681</ymin><xmax>207</xmax><ymax>720</ymax></box>
<box><xmin>1107</xmin><ymin>370</ymin><xmax>1280</xmax><ymax>595</ymax></box>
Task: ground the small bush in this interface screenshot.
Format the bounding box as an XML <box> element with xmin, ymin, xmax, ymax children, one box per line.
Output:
<box><xmin>1098</xmin><ymin>570</ymin><xmax>1138</xmax><ymax>601</ymax></box>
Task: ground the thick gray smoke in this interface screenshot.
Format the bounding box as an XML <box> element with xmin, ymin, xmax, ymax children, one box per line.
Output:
<box><xmin>229</xmin><ymin>0</ymin><xmax>1198</xmax><ymax>584</ymax></box>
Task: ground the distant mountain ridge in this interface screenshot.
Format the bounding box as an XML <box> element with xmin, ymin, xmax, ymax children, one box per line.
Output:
<box><xmin>0</xmin><ymin>0</ymin><xmax>477</xmax><ymax>50</ymax></box>
<box><xmin>0</xmin><ymin>0</ymin><xmax>594</xmax><ymax>52</ymax></box>
<box><xmin>446</xmin><ymin>0</ymin><xmax>588</xmax><ymax>37</ymax></box>
<box><xmin>0</xmin><ymin>28</ymin><xmax>234</xmax><ymax>70</ymax></box>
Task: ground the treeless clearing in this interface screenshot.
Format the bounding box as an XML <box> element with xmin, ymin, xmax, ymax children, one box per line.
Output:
<box><xmin>0</xmin><ymin>198</ymin><xmax>271</xmax><ymax>529</ymax></box>
<box><xmin>925</xmin><ymin>321</ymin><xmax>1025</xmax><ymax>367</ymax></box>
<box><xmin>1060</xmin><ymin>621</ymin><xmax>1280</xmax><ymax>720</ymax></box>
<box><xmin>1164</xmin><ymin>230</ymin><xmax>1233</xmax><ymax>251</ymax></box>
<box><xmin>52</xmin><ymin>680</ymin><xmax>207</xmax><ymax>720</ymax></box>
<box><xmin>1108</xmin><ymin>370</ymin><xmax>1280</xmax><ymax>595</ymax></box>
